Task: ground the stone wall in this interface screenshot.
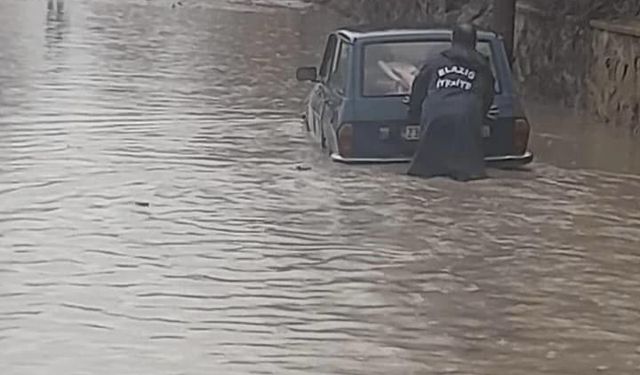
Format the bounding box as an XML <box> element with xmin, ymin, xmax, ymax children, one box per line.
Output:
<box><xmin>512</xmin><ymin>3</ymin><xmax>592</xmax><ymax>109</ymax></box>
<box><xmin>588</xmin><ymin>20</ymin><xmax>640</xmax><ymax>132</ymax></box>
<box><xmin>309</xmin><ymin>0</ymin><xmax>640</xmax><ymax>28</ymax></box>
<box><xmin>513</xmin><ymin>4</ymin><xmax>640</xmax><ymax>132</ymax></box>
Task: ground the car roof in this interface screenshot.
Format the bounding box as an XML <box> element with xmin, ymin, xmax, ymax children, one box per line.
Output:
<box><xmin>336</xmin><ymin>24</ymin><xmax>498</xmax><ymax>43</ymax></box>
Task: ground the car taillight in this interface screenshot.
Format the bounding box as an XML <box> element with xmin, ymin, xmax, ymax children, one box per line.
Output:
<box><xmin>514</xmin><ymin>118</ymin><xmax>530</xmax><ymax>155</ymax></box>
<box><xmin>337</xmin><ymin>123</ymin><xmax>353</xmax><ymax>157</ymax></box>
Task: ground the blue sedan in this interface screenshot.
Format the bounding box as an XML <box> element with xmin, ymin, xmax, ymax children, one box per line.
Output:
<box><xmin>296</xmin><ymin>25</ymin><xmax>534</xmax><ymax>167</ymax></box>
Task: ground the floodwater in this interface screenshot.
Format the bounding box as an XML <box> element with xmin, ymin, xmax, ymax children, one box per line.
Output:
<box><xmin>1</xmin><ymin>1</ymin><xmax>639</xmax><ymax>374</ymax></box>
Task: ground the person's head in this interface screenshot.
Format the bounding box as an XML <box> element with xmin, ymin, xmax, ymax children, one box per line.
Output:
<box><xmin>452</xmin><ymin>23</ymin><xmax>477</xmax><ymax>50</ymax></box>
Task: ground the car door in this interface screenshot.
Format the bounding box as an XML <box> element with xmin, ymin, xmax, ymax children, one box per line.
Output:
<box><xmin>308</xmin><ymin>34</ymin><xmax>338</xmax><ymax>142</ymax></box>
<box><xmin>319</xmin><ymin>37</ymin><xmax>350</xmax><ymax>150</ymax></box>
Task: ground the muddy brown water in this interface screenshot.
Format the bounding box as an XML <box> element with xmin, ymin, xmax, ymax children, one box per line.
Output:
<box><xmin>1</xmin><ymin>1</ymin><xmax>640</xmax><ymax>374</ymax></box>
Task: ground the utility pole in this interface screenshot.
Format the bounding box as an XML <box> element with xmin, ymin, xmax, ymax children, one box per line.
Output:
<box><xmin>493</xmin><ymin>0</ymin><xmax>516</xmax><ymax>66</ymax></box>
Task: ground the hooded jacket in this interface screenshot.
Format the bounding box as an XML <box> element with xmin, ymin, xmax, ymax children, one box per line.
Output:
<box><xmin>408</xmin><ymin>45</ymin><xmax>495</xmax><ymax>124</ymax></box>
<box><xmin>405</xmin><ymin>45</ymin><xmax>496</xmax><ymax>181</ymax></box>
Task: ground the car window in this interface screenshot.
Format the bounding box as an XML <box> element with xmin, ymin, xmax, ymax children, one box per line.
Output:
<box><xmin>319</xmin><ymin>35</ymin><xmax>337</xmax><ymax>82</ymax></box>
<box><xmin>362</xmin><ymin>40</ymin><xmax>501</xmax><ymax>97</ymax></box>
<box><xmin>328</xmin><ymin>40</ymin><xmax>350</xmax><ymax>95</ymax></box>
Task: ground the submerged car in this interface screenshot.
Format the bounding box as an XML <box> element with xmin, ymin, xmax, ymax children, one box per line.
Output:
<box><xmin>295</xmin><ymin>25</ymin><xmax>534</xmax><ymax>167</ymax></box>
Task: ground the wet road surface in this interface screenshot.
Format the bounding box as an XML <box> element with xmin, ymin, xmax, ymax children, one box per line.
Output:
<box><xmin>1</xmin><ymin>1</ymin><xmax>640</xmax><ymax>374</ymax></box>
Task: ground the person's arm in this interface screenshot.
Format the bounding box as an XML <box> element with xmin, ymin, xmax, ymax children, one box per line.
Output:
<box><xmin>408</xmin><ymin>64</ymin><xmax>431</xmax><ymax>125</ymax></box>
<box><xmin>481</xmin><ymin>60</ymin><xmax>496</xmax><ymax>116</ymax></box>
<box><xmin>485</xmin><ymin>73</ymin><xmax>496</xmax><ymax>114</ymax></box>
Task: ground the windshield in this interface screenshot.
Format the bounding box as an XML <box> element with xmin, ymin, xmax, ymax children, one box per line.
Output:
<box><xmin>362</xmin><ymin>40</ymin><xmax>500</xmax><ymax>97</ymax></box>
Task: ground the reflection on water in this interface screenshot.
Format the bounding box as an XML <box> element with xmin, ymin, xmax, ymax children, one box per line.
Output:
<box><xmin>47</xmin><ymin>0</ymin><xmax>65</xmax><ymax>14</ymax></box>
<box><xmin>1</xmin><ymin>0</ymin><xmax>640</xmax><ymax>374</ymax></box>
<box><xmin>527</xmin><ymin>101</ymin><xmax>640</xmax><ymax>175</ymax></box>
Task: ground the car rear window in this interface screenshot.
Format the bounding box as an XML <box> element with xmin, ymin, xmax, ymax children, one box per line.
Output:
<box><xmin>362</xmin><ymin>40</ymin><xmax>501</xmax><ymax>97</ymax></box>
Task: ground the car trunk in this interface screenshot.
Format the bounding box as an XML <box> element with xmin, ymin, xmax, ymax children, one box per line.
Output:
<box><xmin>347</xmin><ymin>96</ymin><xmax>518</xmax><ymax>159</ymax></box>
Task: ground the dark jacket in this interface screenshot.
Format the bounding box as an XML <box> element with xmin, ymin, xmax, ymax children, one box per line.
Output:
<box><xmin>406</xmin><ymin>45</ymin><xmax>496</xmax><ymax>181</ymax></box>
<box><xmin>408</xmin><ymin>46</ymin><xmax>495</xmax><ymax>125</ymax></box>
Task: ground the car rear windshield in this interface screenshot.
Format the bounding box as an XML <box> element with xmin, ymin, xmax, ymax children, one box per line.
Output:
<box><xmin>362</xmin><ymin>40</ymin><xmax>501</xmax><ymax>97</ymax></box>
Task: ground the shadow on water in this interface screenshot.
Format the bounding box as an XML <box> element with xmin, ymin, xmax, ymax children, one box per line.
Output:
<box><xmin>0</xmin><ymin>1</ymin><xmax>639</xmax><ymax>374</ymax></box>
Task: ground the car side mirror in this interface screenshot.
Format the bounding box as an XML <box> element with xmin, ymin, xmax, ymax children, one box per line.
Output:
<box><xmin>296</xmin><ymin>67</ymin><xmax>318</xmax><ymax>82</ymax></box>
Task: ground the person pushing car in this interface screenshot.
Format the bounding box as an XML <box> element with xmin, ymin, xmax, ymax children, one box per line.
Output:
<box><xmin>407</xmin><ymin>23</ymin><xmax>496</xmax><ymax>181</ymax></box>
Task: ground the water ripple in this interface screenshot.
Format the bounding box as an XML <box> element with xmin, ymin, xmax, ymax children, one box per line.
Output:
<box><xmin>1</xmin><ymin>0</ymin><xmax>640</xmax><ymax>374</ymax></box>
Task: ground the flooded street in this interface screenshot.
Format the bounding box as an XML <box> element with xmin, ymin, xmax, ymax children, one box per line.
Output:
<box><xmin>1</xmin><ymin>0</ymin><xmax>640</xmax><ymax>374</ymax></box>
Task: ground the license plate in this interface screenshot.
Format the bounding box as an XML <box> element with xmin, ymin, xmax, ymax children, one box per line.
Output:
<box><xmin>402</xmin><ymin>125</ymin><xmax>421</xmax><ymax>141</ymax></box>
<box><xmin>403</xmin><ymin>125</ymin><xmax>489</xmax><ymax>140</ymax></box>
